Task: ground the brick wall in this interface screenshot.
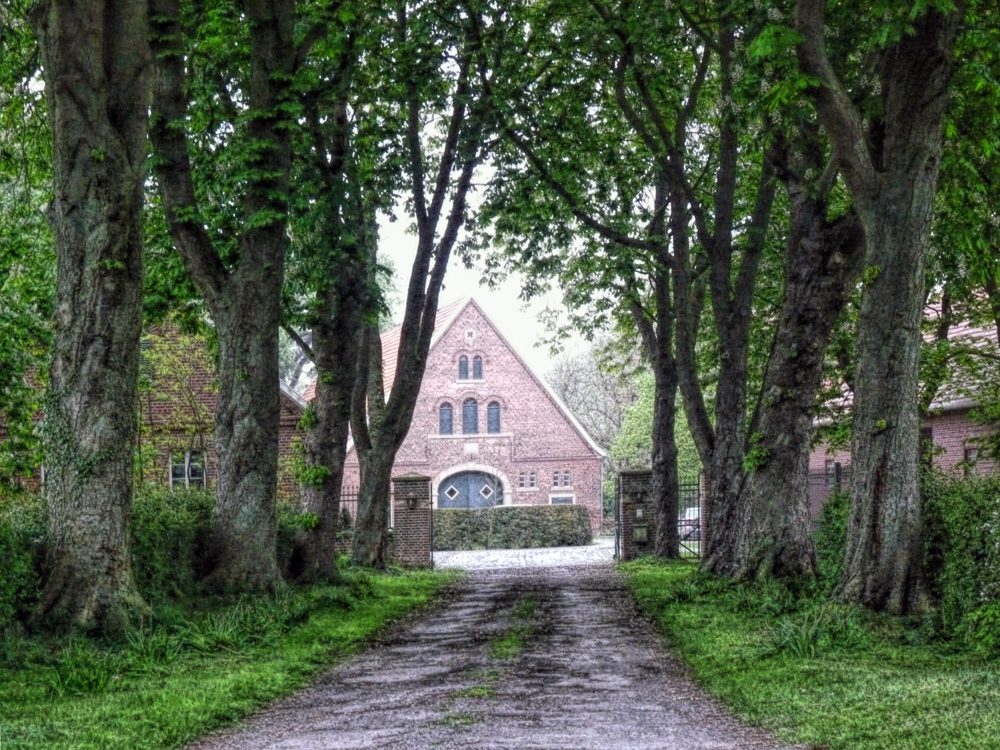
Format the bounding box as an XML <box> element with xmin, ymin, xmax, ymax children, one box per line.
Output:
<box><xmin>344</xmin><ymin>300</ymin><xmax>605</xmax><ymax>531</ymax></box>
<box><xmin>618</xmin><ymin>470</ymin><xmax>653</xmax><ymax>560</ymax></box>
<box><xmin>808</xmin><ymin>406</ymin><xmax>999</xmax><ymax>522</ymax></box>
<box><xmin>391</xmin><ymin>474</ymin><xmax>433</xmax><ymax>567</ymax></box>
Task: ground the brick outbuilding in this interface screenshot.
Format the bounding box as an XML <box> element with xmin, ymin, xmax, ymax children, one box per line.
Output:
<box><xmin>339</xmin><ymin>298</ymin><xmax>607</xmax><ymax>530</ymax></box>
<box><xmin>807</xmin><ymin>320</ymin><xmax>999</xmax><ymax>522</ymax></box>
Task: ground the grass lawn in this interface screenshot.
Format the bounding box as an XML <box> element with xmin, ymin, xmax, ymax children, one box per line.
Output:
<box><xmin>0</xmin><ymin>567</ymin><xmax>460</xmax><ymax>750</ymax></box>
<box><xmin>622</xmin><ymin>558</ymin><xmax>1000</xmax><ymax>750</ymax></box>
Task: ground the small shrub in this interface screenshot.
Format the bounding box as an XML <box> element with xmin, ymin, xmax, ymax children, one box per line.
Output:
<box><xmin>965</xmin><ymin>601</ymin><xmax>1000</xmax><ymax>658</ymax></box>
<box><xmin>0</xmin><ymin>493</ymin><xmax>45</xmax><ymax>629</ymax></box>
<box><xmin>767</xmin><ymin>609</ymin><xmax>827</xmax><ymax>659</ymax></box>
<box><xmin>662</xmin><ymin>578</ymin><xmax>704</xmax><ymax>605</ymax></box>
<box><xmin>723</xmin><ymin>578</ymin><xmax>799</xmax><ymax>618</ymax></box>
<box><xmin>47</xmin><ymin>639</ymin><xmax>123</xmax><ymax>696</ymax></box>
<box><xmin>433</xmin><ymin>505</ymin><xmax>592</xmax><ymax>550</ymax></box>
<box><xmin>123</xmin><ymin>625</ymin><xmax>183</xmax><ymax>675</ymax></box>
<box><xmin>130</xmin><ymin>485</ymin><xmax>214</xmax><ymax>601</ymax></box>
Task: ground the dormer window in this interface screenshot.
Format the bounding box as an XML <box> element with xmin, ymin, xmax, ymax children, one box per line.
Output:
<box><xmin>458</xmin><ymin>356</ymin><xmax>469</xmax><ymax>380</ymax></box>
<box><xmin>473</xmin><ymin>355</ymin><xmax>483</xmax><ymax>379</ymax></box>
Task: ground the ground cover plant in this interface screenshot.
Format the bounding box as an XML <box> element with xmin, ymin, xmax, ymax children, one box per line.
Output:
<box><xmin>0</xmin><ymin>565</ymin><xmax>458</xmax><ymax>749</ymax></box>
<box><xmin>622</xmin><ymin>559</ymin><xmax>1000</xmax><ymax>750</ymax></box>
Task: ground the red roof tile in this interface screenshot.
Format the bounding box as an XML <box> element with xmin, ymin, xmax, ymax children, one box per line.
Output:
<box><xmin>304</xmin><ymin>297</ymin><xmax>469</xmax><ymax>402</ymax></box>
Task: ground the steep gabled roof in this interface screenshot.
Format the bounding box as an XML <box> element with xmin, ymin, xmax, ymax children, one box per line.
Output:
<box><xmin>442</xmin><ymin>299</ymin><xmax>608</xmax><ymax>458</ymax></box>
<box><xmin>280</xmin><ymin>380</ymin><xmax>307</xmax><ymax>411</ymax></box>
<box><xmin>304</xmin><ymin>296</ymin><xmax>607</xmax><ymax>458</ymax></box>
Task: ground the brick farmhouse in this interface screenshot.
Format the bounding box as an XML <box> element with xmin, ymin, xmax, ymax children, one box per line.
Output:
<box><xmin>127</xmin><ymin>299</ymin><xmax>606</xmax><ymax>532</ymax></box>
<box><xmin>336</xmin><ymin>298</ymin><xmax>607</xmax><ymax>530</ymax></box>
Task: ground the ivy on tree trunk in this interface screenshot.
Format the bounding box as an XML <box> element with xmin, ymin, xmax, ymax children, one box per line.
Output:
<box><xmin>30</xmin><ymin>0</ymin><xmax>150</xmax><ymax>631</ymax></box>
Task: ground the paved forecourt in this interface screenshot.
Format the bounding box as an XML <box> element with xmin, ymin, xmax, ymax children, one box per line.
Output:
<box><xmin>433</xmin><ymin>537</ymin><xmax>616</xmax><ymax>569</ymax></box>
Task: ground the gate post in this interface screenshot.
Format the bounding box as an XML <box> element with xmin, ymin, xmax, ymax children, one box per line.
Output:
<box><xmin>391</xmin><ymin>473</ymin><xmax>433</xmax><ymax>568</ymax></box>
<box><xmin>618</xmin><ymin>470</ymin><xmax>653</xmax><ymax>560</ymax></box>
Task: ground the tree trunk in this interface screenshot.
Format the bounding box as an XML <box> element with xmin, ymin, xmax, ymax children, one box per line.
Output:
<box><xmin>736</xmin><ymin>188</ymin><xmax>865</xmax><ymax>582</ymax></box>
<box><xmin>650</xmin><ymin>354</ymin><xmax>680</xmax><ymax>558</ymax></box>
<box><xmin>205</xmin><ymin>278</ymin><xmax>283</xmax><ymax>589</ymax></box>
<box><xmin>796</xmin><ymin>0</ymin><xmax>963</xmax><ymax>613</ymax></box>
<box><xmin>30</xmin><ymin>0</ymin><xmax>150</xmax><ymax>631</ymax></box>
<box><xmin>352</xmin><ymin>446</ymin><xmax>394</xmax><ymax>568</ymax></box>
<box><xmin>295</xmin><ymin>259</ymin><xmax>368</xmax><ymax>582</ymax></box>
<box><xmin>839</xmin><ymin>197</ymin><xmax>937</xmax><ymax>613</ymax></box>
<box><xmin>149</xmin><ymin>0</ymin><xmax>295</xmax><ymax>591</ymax></box>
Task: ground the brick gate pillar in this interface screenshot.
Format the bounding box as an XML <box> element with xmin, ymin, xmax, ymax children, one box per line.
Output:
<box><xmin>618</xmin><ymin>470</ymin><xmax>654</xmax><ymax>560</ymax></box>
<box><xmin>391</xmin><ymin>473</ymin><xmax>433</xmax><ymax>568</ymax></box>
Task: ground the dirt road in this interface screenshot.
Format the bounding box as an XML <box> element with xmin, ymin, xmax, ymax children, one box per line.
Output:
<box><xmin>188</xmin><ymin>566</ymin><xmax>802</xmax><ymax>750</ymax></box>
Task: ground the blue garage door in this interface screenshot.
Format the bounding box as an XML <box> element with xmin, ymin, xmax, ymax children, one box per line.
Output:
<box><xmin>438</xmin><ymin>471</ymin><xmax>504</xmax><ymax>509</ymax></box>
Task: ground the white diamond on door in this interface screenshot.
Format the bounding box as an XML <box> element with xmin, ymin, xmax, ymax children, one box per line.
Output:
<box><xmin>444</xmin><ymin>485</ymin><xmax>460</xmax><ymax>501</ymax></box>
<box><xmin>479</xmin><ymin>485</ymin><xmax>494</xmax><ymax>500</ymax></box>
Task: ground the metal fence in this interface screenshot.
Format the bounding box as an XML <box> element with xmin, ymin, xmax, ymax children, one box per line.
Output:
<box><xmin>678</xmin><ymin>474</ymin><xmax>702</xmax><ymax>558</ymax></box>
<box><xmin>807</xmin><ymin>466</ymin><xmax>852</xmax><ymax>526</ymax></box>
<box><xmin>339</xmin><ymin>486</ymin><xmax>359</xmax><ymax>531</ymax></box>
<box><xmin>613</xmin><ymin>472</ymin><xmax>703</xmax><ymax>559</ymax></box>
<box><xmin>337</xmin><ymin>486</ymin><xmax>395</xmax><ymax>531</ymax></box>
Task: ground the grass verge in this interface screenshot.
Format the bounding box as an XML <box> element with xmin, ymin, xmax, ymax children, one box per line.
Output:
<box><xmin>0</xmin><ymin>567</ymin><xmax>460</xmax><ymax>750</ymax></box>
<box><xmin>621</xmin><ymin>558</ymin><xmax>1000</xmax><ymax>750</ymax></box>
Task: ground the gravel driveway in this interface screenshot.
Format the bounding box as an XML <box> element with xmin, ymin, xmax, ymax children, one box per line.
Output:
<box><xmin>188</xmin><ymin>562</ymin><xmax>803</xmax><ymax>750</ymax></box>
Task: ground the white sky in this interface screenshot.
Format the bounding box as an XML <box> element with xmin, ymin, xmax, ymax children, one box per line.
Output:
<box><xmin>378</xmin><ymin>213</ymin><xmax>586</xmax><ymax>377</ymax></box>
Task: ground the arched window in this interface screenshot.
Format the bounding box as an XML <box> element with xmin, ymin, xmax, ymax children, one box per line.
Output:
<box><xmin>439</xmin><ymin>403</ymin><xmax>453</xmax><ymax>435</ymax></box>
<box><xmin>473</xmin><ymin>355</ymin><xmax>483</xmax><ymax>379</ymax></box>
<box><xmin>463</xmin><ymin>398</ymin><xmax>478</xmax><ymax>434</ymax></box>
<box><xmin>487</xmin><ymin>401</ymin><xmax>501</xmax><ymax>433</ymax></box>
<box><xmin>458</xmin><ymin>356</ymin><xmax>469</xmax><ymax>380</ymax></box>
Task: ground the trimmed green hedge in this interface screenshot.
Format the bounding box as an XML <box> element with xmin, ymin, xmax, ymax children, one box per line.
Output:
<box><xmin>433</xmin><ymin>505</ymin><xmax>592</xmax><ymax>551</ymax></box>
<box><xmin>922</xmin><ymin>472</ymin><xmax>1000</xmax><ymax>651</ymax></box>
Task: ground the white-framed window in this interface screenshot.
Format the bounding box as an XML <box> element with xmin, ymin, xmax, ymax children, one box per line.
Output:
<box><xmin>964</xmin><ymin>445</ymin><xmax>979</xmax><ymax>477</ymax></box>
<box><xmin>170</xmin><ymin>450</ymin><xmax>206</xmax><ymax>489</ymax></box>
<box><xmin>550</xmin><ymin>495</ymin><xmax>574</xmax><ymax>505</ymax></box>
<box><xmin>518</xmin><ymin>471</ymin><xmax>526</xmax><ymax>489</ymax></box>
<box><xmin>529</xmin><ymin>470</ymin><xmax>537</xmax><ymax>489</ymax></box>
<box><xmin>563</xmin><ymin>470</ymin><xmax>572</xmax><ymax>487</ymax></box>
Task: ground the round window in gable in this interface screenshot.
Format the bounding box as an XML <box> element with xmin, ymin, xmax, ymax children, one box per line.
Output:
<box><xmin>464</xmin><ymin>328</ymin><xmax>477</xmax><ymax>342</ymax></box>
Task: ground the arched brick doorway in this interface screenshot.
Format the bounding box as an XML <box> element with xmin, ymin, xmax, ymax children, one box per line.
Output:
<box><xmin>437</xmin><ymin>470</ymin><xmax>505</xmax><ymax>508</ymax></box>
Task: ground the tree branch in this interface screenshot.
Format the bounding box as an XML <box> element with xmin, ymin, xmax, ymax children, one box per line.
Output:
<box><xmin>795</xmin><ymin>0</ymin><xmax>876</xmax><ymax>194</ymax></box>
